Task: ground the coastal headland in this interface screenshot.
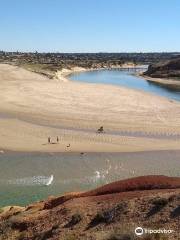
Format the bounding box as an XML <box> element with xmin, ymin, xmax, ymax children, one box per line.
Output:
<box><xmin>138</xmin><ymin>58</ymin><xmax>180</xmax><ymax>91</ymax></box>
<box><xmin>1</xmin><ymin>175</ymin><xmax>180</xmax><ymax>240</ymax></box>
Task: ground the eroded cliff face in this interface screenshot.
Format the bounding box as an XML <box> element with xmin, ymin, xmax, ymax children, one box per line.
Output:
<box><xmin>0</xmin><ymin>175</ymin><xmax>180</xmax><ymax>240</ymax></box>
<box><xmin>144</xmin><ymin>58</ymin><xmax>180</xmax><ymax>79</ymax></box>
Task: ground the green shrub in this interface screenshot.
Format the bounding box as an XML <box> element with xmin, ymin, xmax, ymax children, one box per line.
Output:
<box><xmin>70</xmin><ymin>213</ymin><xmax>82</xmax><ymax>225</ymax></box>
<box><xmin>88</xmin><ymin>202</ymin><xmax>127</xmax><ymax>229</ymax></box>
<box><xmin>151</xmin><ymin>198</ymin><xmax>168</xmax><ymax>208</ymax></box>
<box><xmin>65</xmin><ymin>213</ymin><xmax>82</xmax><ymax>228</ymax></box>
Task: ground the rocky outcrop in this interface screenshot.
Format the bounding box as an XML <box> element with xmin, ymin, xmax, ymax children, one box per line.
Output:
<box><xmin>43</xmin><ymin>175</ymin><xmax>180</xmax><ymax>209</ymax></box>
<box><xmin>0</xmin><ymin>175</ymin><xmax>180</xmax><ymax>240</ymax></box>
<box><xmin>144</xmin><ymin>58</ymin><xmax>180</xmax><ymax>79</ymax></box>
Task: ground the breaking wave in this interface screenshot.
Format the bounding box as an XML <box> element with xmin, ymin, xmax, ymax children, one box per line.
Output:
<box><xmin>7</xmin><ymin>175</ymin><xmax>53</xmax><ymax>186</ymax></box>
<box><xmin>6</xmin><ymin>170</ymin><xmax>108</xmax><ymax>186</ymax></box>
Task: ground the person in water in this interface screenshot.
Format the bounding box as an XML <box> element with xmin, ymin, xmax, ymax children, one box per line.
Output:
<box><xmin>57</xmin><ymin>136</ymin><xmax>59</xmax><ymax>143</ymax></box>
<box><xmin>48</xmin><ymin>137</ymin><xmax>51</xmax><ymax>144</ymax></box>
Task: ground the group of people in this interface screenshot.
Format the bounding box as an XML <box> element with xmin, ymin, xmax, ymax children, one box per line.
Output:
<box><xmin>47</xmin><ymin>126</ymin><xmax>104</xmax><ymax>146</ymax></box>
<box><xmin>47</xmin><ymin>136</ymin><xmax>71</xmax><ymax>148</ymax></box>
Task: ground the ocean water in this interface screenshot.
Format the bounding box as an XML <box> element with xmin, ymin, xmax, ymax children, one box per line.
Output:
<box><xmin>69</xmin><ymin>69</ymin><xmax>180</xmax><ymax>101</ymax></box>
<box><xmin>0</xmin><ymin>151</ymin><xmax>179</xmax><ymax>207</ymax></box>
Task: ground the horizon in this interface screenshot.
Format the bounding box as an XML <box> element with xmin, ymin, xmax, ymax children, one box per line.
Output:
<box><xmin>0</xmin><ymin>0</ymin><xmax>180</xmax><ymax>52</ymax></box>
<box><xmin>1</xmin><ymin>51</ymin><xmax>180</xmax><ymax>54</ymax></box>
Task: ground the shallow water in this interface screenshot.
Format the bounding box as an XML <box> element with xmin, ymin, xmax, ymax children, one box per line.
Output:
<box><xmin>69</xmin><ymin>69</ymin><xmax>180</xmax><ymax>101</ymax></box>
<box><xmin>0</xmin><ymin>151</ymin><xmax>179</xmax><ymax>207</ymax></box>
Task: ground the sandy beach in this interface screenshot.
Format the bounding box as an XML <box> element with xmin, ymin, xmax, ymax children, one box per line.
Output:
<box><xmin>0</xmin><ymin>63</ymin><xmax>180</xmax><ymax>152</ymax></box>
<box><xmin>138</xmin><ymin>72</ymin><xmax>180</xmax><ymax>87</ymax></box>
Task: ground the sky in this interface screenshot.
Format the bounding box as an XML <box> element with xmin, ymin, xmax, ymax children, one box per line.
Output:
<box><xmin>0</xmin><ymin>0</ymin><xmax>180</xmax><ymax>52</ymax></box>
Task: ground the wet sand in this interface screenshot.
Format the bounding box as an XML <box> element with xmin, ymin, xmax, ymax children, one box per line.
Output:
<box><xmin>0</xmin><ymin>64</ymin><xmax>180</xmax><ymax>152</ymax></box>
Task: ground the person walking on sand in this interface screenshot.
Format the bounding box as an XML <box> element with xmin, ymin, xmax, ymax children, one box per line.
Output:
<box><xmin>97</xmin><ymin>126</ymin><xmax>104</xmax><ymax>133</ymax></box>
<box><xmin>57</xmin><ymin>136</ymin><xmax>59</xmax><ymax>143</ymax></box>
<box><xmin>48</xmin><ymin>137</ymin><xmax>51</xmax><ymax>144</ymax></box>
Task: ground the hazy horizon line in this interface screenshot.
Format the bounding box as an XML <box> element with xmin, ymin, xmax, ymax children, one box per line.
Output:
<box><xmin>1</xmin><ymin>50</ymin><xmax>180</xmax><ymax>54</ymax></box>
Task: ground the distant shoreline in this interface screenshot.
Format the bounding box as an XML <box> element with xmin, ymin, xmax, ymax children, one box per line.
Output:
<box><xmin>138</xmin><ymin>72</ymin><xmax>180</xmax><ymax>87</ymax></box>
<box><xmin>55</xmin><ymin>64</ymin><xmax>147</xmax><ymax>82</ymax></box>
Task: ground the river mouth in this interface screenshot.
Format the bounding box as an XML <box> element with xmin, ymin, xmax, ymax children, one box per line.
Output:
<box><xmin>1</xmin><ymin>68</ymin><xmax>180</xmax><ymax>208</ymax></box>
<box><xmin>69</xmin><ymin>69</ymin><xmax>180</xmax><ymax>101</ymax></box>
<box><xmin>0</xmin><ymin>150</ymin><xmax>179</xmax><ymax>207</ymax></box>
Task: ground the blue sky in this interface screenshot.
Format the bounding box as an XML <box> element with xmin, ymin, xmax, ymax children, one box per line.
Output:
<box><xmin>0</xmin><ymin>0</ymin><xmax>179</xmax><ymax>52</ymax></box>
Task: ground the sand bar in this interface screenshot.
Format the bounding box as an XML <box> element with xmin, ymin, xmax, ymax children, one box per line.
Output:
<box><xmin>0</xmin><ymin>64</ymin><xmax>180</xmax><ymax>152</ymax></box>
